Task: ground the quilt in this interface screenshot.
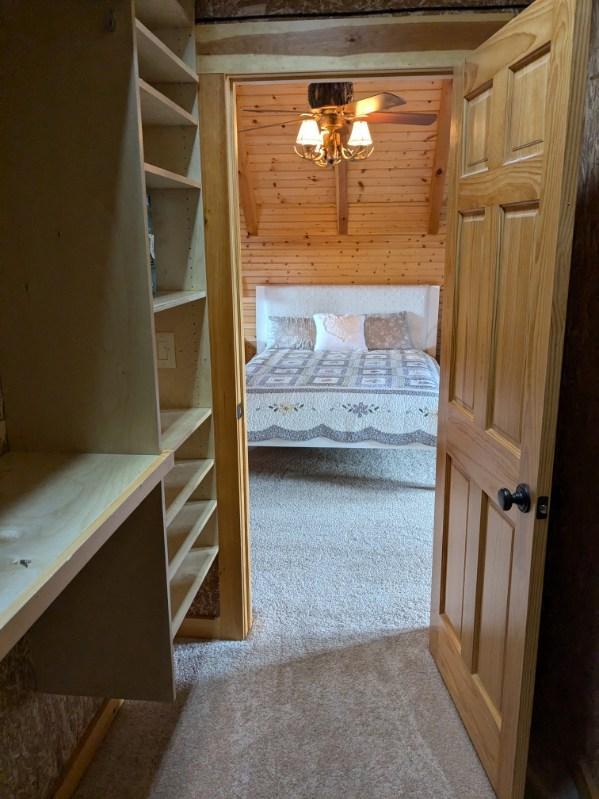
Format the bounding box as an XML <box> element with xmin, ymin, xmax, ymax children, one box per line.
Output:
<box><xmin>246</xmin><ymin>348</ymin><xmax>439</xmax><ymax>446</ymax></box>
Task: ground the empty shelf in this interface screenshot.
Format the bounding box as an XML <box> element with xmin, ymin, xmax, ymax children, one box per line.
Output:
<box><xmin>167</xmin><ymin>499</ymin><xmax>217</xmax><ymax>577</ymax></box>
<box><xmin>135</xmin><ymin>0</ymin><xmax>191</xmax><ymax>29</ymax></box>
<box><xmin>135</xmin><ymin>19</ymin><xmax>198</xmax><ymax>84</ymax></box>
<box><xmin>164</xmin><ymin>459</ymin><xmax>214</xmax><ymax>525</ymax></box>
<box><xmin>139</xmin><ymin>79</ymin><xmax>196</xmax><ymax>127</ymax></box>
<box><xmin>170</xmin><ymin>546</ymin><xmax>219</xmax><ymax>634</ymax></box>
<box><xmin>153</xmin><ymin>290</ymin><xmax>206</xmax><ymax>313</ymax></box>
<box><xmin>160</xmin><ymin>407</ymin><xmax>211</xmax><ymax>451</ymax></box>
<box><xmin>0</xmin><ymin>450</ymin><xmax>173</xmax><ymax>662</ymax></box>
<box><xmin>145</xmin><ymin>163</ymin><xmax>201</xmax><ymax>190</ymax></box>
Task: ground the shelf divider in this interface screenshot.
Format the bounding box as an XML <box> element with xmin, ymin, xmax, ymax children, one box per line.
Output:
<box><xmin>170</xmin><ymin>546</ymin><xmax>219</xmax><ymax>635</ymax></box>
<box><xmin>153</xmin><ymin>290</ymin><xmax>206</xmax><ymax>313</ymax></box>
<box><xmin>145</xmin><ymin>163</ymin><xmax>201</xmax><ymax>190</ymax></box>
<box><xmin>160</xmin><ymin>407</ymin><xmax>211</xmax><ymax>452</ymax></box>
<box><xmin>139</xmin><ymin>79</ymin><xmax>197</xmax><ymax>127</ymax></box>
<box><xmin>167</xmin><ymin>499</ymin><xmax>217</xmax><ymax>577</ymax></box>
<box><xmin>164</xmin><ymin>459</ymin><xmax>214</xmax><ymax>525</ymax></box>
<box><xmin>135</xmin><ymin>19</ymin><xmax>198</xmax><ymax>85</ymax></box>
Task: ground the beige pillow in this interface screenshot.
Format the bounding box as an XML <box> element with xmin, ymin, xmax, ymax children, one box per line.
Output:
<box><xmin>365</xmin><ymin>312</ymin><xmax>414</xmax><ymax>350</ymax></box>
<box><xmin>267</xmin><ymin>316</ymin><xmax>315</xmax><ymax>349</ymax></box>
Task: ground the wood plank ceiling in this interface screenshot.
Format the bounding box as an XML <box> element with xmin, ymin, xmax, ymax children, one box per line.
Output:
<box><xmin>235</xmin><ymin>76</ymin><xmax>450</xmax><ymax>342</ymax></box>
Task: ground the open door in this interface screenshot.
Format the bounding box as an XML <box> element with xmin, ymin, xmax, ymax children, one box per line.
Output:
<box><xmin>430</xmin><ymin>0</ymin><xmax>591</xmax><ymax>797</ymax></box>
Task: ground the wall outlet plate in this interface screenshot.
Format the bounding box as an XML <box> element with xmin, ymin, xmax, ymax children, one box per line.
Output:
<box><xmin>156</xmin><ymin>332</ymin><xmax>176</xmax><ymax>369</ymax></box>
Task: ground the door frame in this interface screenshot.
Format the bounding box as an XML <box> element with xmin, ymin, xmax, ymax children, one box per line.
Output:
<box><xmin>191</xmin><ymin>11</ymin><xmax>514</xmax><ymax>642</ymax></box>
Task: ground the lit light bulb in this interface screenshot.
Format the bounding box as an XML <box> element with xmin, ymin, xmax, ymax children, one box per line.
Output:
<box><xmin>295</xmin><ymin>118</ymin><xmax>322</xmax><ymax>146</ymax></box>
<box><xmin>347</xmin><ymin>120</ymin><xmax>373</xmax><ymax>147</ymax></box>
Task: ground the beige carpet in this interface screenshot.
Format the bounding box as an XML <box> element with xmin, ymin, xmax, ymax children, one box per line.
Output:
<box><xmin>75</xmin><ymin>447</ymin><xmax>493</xmax><ymax>799</ymax></box>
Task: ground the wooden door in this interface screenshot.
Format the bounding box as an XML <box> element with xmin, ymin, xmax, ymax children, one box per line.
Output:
<box><xmin>430</xmin><ymin>1</ymin><xmax>591</xmax><ymax>797</ymax></box>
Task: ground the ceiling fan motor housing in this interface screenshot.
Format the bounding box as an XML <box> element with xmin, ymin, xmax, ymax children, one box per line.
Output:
<box><xmin>308</xmin><ymin>82</ymin><xmax>353</xmax><ymax>110</ymax></box>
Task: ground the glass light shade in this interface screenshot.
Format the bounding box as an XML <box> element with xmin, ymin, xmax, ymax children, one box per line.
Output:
<box><xmin>296</xmin><ymin>118</ymin><xmax>322</xmax><ymax>146</ymax></box>
<box><xmin>348</xmin><ymin>120</ymin><xmax>373</xmax><ymax>147</ymax></box>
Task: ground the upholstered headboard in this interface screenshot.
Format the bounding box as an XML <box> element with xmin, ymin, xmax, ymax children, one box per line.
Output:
<box><xmin>255</xmin><ymin>284</ymin><xmax>440</xmax><ymax>356</ymax></box>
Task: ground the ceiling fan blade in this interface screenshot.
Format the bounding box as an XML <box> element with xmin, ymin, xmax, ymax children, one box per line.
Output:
<box><xmin>365</xmin><ymin>111</ymin><xmax>437</xmax><ymax>126</ymax></box>
<box><xmin>239</xmin><ymin>118</ymin><xmax>301</xmax><ymax>133</ymax></box>
<box><xmin>240</xmin><ymin>108</ymin><xmax>304</xmax><ymax>114</ymax></box>
<box><xmin>344</xmin><ymin>92</ymin><xmax>406</xmax><ymax>116</ymax></box>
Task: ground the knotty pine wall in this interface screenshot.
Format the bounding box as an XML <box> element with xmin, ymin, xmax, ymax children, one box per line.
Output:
<box><xmin>239</xmin><ymin>210</ymin><xmax>446</xmax><ymax>345</ymax></box>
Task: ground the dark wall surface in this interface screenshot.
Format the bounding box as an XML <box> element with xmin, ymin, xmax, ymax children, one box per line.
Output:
<box><xmin>530</xmin><ymin>0</ymin><xmax>599</xmax><ymax>791</ymax></box>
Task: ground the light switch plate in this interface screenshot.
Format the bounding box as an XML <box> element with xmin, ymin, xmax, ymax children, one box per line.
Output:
<box><xmin>156</xmin><ymin>332</ymin><xmax>176</xmax><ymax>369</ymax></box>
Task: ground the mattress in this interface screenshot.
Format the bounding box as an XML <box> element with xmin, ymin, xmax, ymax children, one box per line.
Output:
<box><xmin>245</xmin><ymin>348</ymin><xmax>439</xmax><ymax>446</ymax></box>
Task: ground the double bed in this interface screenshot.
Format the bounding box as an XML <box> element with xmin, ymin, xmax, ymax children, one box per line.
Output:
<box><xmin>245</xmin><ymin>285</ymin><xmax>440</xmax><ymax>449</ymax></box>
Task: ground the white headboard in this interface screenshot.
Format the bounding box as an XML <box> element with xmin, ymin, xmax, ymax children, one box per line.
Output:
<box><xmin>255</xmin><ymin>285</ymin><xmax>440</xmax><ymax>356</ymax></box>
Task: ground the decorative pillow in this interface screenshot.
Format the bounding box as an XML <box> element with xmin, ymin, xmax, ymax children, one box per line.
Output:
<box><xmin>313</xmin><ymin>313</ymin><xmax>367</xmax><ymax>352</ymax></box>
<box><xmin>365</xmin><ymin>312</ymin><xmax>414</xmax><ymax>350</ymax></box>
<box><xmin>267</xmin><ymin>316</ymin><xmax>315</xmax><ymax>349</ymax></box>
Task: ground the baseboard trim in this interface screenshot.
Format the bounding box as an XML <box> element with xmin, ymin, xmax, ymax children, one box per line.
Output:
<box><xmin>53</xmin><ymin>698</ymin><xmax>123</xmax><ymax>799</ymax></box>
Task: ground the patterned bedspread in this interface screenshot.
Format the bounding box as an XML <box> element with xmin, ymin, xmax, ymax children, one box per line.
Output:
<box><xmin>246</xmin><ymin>348</ymin><xmax>439</xmax><ymax>446</ymax></box>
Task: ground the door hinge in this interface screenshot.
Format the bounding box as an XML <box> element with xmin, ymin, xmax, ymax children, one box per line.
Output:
<box><xmin>536</xmin><ymin>496</ymin><xmax>549</xmax><ymax>520</ymax></box>
<box><xmin>236</xmin><ymin>402</ymin><xmax>243</xmax><ymax>420</ymax></box>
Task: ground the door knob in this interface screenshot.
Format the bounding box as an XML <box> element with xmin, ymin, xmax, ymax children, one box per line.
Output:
<box><xmin>497</xmin><ymin>483</ymin><xmax>531</xmax><ymax>513</ymax></box>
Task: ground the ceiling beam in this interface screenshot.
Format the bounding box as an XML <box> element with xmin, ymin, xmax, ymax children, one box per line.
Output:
<box><xmin>427</xmin><ymin>79</ymin><xmax>452</xmax><ymax>235</ymax></box>
<box><xmin>335</xmin><ymin>160</ymin><xmax>348</xmax><ymax>235</ymax></box>
<box><xmin>237</xmin><ymin>135</ymin><xmax>259</xmax><ymax>236</ymax></box>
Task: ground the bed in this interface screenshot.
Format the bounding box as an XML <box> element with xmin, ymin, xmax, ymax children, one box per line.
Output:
<box><xmin>246</xmin><ymin>285</ymin><xmax>440</xmax><ymax>449</ymax></box>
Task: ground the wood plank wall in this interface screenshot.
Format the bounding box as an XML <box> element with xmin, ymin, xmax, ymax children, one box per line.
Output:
<box><xmin>240</xmin><ymin>211</ymin><xmax>446</xmax><ymax>342</ymax></box>
<box><xmin>237</xmin><ymin>78</ymin><xmax>448</xmax><ymax>344</ymax></box>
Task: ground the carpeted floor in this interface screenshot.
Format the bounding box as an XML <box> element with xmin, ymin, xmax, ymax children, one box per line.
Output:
<box><xmin>75</xmin><ymin>447</ymin><xmax>493</xmax><ymax>799</ymax></box>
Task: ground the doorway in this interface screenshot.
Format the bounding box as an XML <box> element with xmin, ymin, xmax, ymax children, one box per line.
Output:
<box><xmin>229</xmin><ymin>70</ymin><xmax>495</xmax><ymax>796</ymax></box>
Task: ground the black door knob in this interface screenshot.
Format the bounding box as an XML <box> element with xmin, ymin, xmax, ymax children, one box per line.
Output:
<box><xmin>497</xmin><ymin>484</ymin><xmax>531</xmax><ymax>513</ymax></box>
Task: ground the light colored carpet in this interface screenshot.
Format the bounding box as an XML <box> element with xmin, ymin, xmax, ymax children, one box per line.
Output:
<box><xmin>75</xmin><ymin>447</ymin><xmax>493</xmax><ymax>799</ymax></box>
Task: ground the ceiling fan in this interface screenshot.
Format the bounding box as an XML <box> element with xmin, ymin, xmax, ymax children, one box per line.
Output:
<box><xmin>239</xmin><ymin>82</ymin><xmax>437</xmax><ymax>168</ymax></box>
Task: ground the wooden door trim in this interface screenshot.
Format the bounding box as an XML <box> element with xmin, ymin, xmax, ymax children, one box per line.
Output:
<box><xmin>196</xmin><ymin>12</ymin><xmax>515</xmax><ymax>75</ymax></box>
<box><xmin>197</xmin><ymin>74</ymin><xmax>252</xmax><ymax>640</ymax></box>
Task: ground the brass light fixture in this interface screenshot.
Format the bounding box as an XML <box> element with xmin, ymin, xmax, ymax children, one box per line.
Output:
<box><xmin>294</xmin><ymin>111</ymin><xmax>374</xmax><ymax>168</ymax></box>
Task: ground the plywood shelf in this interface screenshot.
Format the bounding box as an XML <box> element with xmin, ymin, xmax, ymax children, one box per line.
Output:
<box><xmin>145</xmin><ymin>163</ymin><xmax>201</xmax><ymax>190</ymax></box>
<box><xmin>164</xmin><ymin>459</ymin><xmax>214</xmax><ymax>525</ymax></box>
<box><xmin>135</xmin><ymin>0</ymin><xmax>191</xmax><ymax>30</ymax></box>
<box><xmin>153</xmin><ymin>290</ymin><xmax>206</xmax><ymax>313</ymax></box>
<box><xmin>170</xmin><ymin>546</ymin><xmax>219</xmax><ymax>635</ymax></box>
<box><xmin>139</xmin><ymin>79</ymin><xmax>197</xmax><ymax>127</ymax></box>
<box><xmin>160</xmin><ymin>407</ymin><xmax>211</xmax><ymax>452</ymax></box>
<box><xmin>0</xmin><ymin>450</ymin><xmax>173</xmax><ymax>662</ymax></box>
<box><xmin>135</xmin><ymin>19</ymin><xmax>198</xmax><ymax>85</ymax></box>
<box><xmin>167</xmin><ymin>499</ymin><xmax>217</xmax><ymax>577</ymax></box>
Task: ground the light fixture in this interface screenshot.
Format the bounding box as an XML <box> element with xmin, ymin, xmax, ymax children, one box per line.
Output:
<box><xmin>295</xmin><ymin>118</ymin><xmax>321</xmax><ymax>146</ymax></box>
<box><xmin>348</xmin><ymin>120</ymin><xmax>373</xmax><ymax>147</ymax></box>
<box><xmin>294</xmin><ymin>112</ymin><xmax>374</xmax><ymax>168</ymax></box>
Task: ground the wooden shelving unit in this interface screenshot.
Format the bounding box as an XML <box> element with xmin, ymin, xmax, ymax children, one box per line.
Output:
<box><xmin>134</xmin><ymin>0</ymin><xmax>218</xmax><ymax>638</ymax></box>
<box><xmin>0</xmin><ymin>0</ymin><xmax>218</xmax><ymax>701</ymax></box>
